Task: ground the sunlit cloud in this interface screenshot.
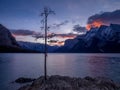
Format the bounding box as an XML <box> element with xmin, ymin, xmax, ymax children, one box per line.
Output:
<box><xmin>10</xmin><ymin>29</ymin><xmax>36</xmax><ymax>36</ymax></box>
<box><xmin>86</xmin><ymin>9</ymin><xmax>120</xmax><ymax>30</ymax></box>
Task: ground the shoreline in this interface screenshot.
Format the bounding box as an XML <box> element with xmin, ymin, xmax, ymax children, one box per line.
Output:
<box><xmin>18</xmin><ymin>75</ymin><xmax>120</xmax><ymax>90</ymax></box>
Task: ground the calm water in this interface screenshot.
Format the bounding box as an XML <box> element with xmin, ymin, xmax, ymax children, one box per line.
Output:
<box><xmin>0</xmin><ymin>53</ymin><xmax>120</xmax><ymax>90</ymax></box>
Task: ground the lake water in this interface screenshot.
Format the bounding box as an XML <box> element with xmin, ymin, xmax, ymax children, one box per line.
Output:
<box><xmin>0</xmin><ymin>53</ymin><xmax>120</xmax><ymax>90</ymax></box>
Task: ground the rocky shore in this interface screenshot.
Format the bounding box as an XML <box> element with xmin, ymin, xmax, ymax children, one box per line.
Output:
<box><xmin>18</xmin><ymin>75</ymin><xmax>120</xmax><ymax>90</ymax></box>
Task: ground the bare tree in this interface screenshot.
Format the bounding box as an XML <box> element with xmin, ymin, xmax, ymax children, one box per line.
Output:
<box><xmin>40</xmin><ymin>7</ymin><xmax>55</xmax><ymax>80</ymax></box>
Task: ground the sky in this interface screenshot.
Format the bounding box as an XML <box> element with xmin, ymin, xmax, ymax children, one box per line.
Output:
<box><xmin>0</xmin><ymin>0</ymin><xmax>120</xmax><ymax>45</ymax></box>
<box><xmin>0</xmin><ymin>0</ymin><xmax>120</xmax><ymax>33</ymax></box>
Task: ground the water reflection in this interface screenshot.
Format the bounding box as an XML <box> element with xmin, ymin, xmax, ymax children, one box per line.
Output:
<box><xmin>88</xmin><ymin>54</ymin><xmax>120</xmax><ymax>81</ymax></box>
<box><xmin>48</xmin><ymin>54</ymin><xmax>91</xmax><ymax>77</ymax></box>
<box><xmin>88</xmin><ymin>56</ymin><xmax>109</xmax><ymax>77</ymax></box>
<box><xmin>0</xmin><ymin>54</ymin><xmax>15</xmax><ymax>90</ymax></box>
<box><xmin>0</xmin><ymin>53</ymin><xmax>120</xmax><ymax>90</ymax></box>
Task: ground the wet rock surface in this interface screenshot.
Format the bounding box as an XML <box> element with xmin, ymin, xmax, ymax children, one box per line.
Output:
<box><xmin>15</xmin><ymin>77</ymin><xmax>36</xmax><ymax>84</ymax></box>
<box><xmin>18</xmin><ymin>75</ymin><xmax>120</xmax><ymax>90</ymax></box>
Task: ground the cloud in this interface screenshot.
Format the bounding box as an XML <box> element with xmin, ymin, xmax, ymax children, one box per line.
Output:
<box><xmin>48</xmin><ymin>40</ymin><xmax>65</xmax><ymax>46</ymax></box>
<box><xmin>32</xmin><ymin>33</ymin><xmax>56</xmax><ymax>40</ymax></box>
<box><xmin>87</xmin><ymin>9</ymin><xmax>120</xmax><ymax>26</ymax></box>
<box><xmin>51</xmin><ymin>20</ymin><xmax>69</xmax><ymax>29</ymax></box>
<box><xmin>73</xmin><ymin>25</ymin><xmax>86</xmax><ymax>33</ymax></box>
<box><xmin>10</xmin><ymin>29</ymin><xmax>36</xmax><ymax>36</ymax></box>
<box><xmin>48</xmin><ymin>40</ymin><xmax>58</xmax><ymax>43</ymax></box>
<box><xmin>33</xmin><ymin>33</ymin><xmax>77</xmax><ymax>40</ymax></box>
<box><xmin>10</xmin><ymin>28</ymin><xmax>77</xmax><ymax>42</ymax></box>
<box><xmin>47</xmin><ymin>33</ymin><xmax>78</xmax><ymax>46</ymax></box>
<box><xmin>56</xmin><ymin>33</ymin><xmax>77</xmax><ymax>39</ymax></box>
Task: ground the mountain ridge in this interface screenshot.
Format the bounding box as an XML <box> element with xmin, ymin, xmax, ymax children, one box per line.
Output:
<box><xmin>0</xmin><ymin>24</ymin><xmax>120</xmax><ymax>53</ymax></box>
<box><xmin>0</xmin><ymin>24</ymin><xmax>40</xmax><ymax>53</ymax></box>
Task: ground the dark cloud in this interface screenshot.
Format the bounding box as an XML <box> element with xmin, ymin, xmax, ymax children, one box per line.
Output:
<box><xmin>73</xmin><ymin>25</ymin><xmax>86</xmax><ymax>33</ymax></box>
<box><xmin>32</xmin><ymin>33</ymin><xmax>77</xmax><ymax>40</ymax></box>
<box><xmin>87</xmin><ymin>10</ymin><xmax>120</xmax><ymax>25</ymax></box>
<box><xmin>55</xmin><ymin>20</ymin><xmax>69</xmax><ymax>27</ymax></box>
<box><xmin>48</xmin><ymin>40</ymin><xmax>58</xmax><ymax>43</ymax></box>
<box><xmin>51</xmin><ymin>20</ymin><xmax>69</xmax><ymax>28</ymax></box>
<box><xmin>32</xmin><ymin>34</ymin><xmax>44</xmax><ymax>40</ymax></box>
<box><xmin>32</xmin><ymin>33</ymin><xmax>56</xmax><ymax>40</ymax></box>
<box><xmin>48</xmin><ymin>40</ymin><xmax>64</xmax><ymax>46</ymax></box>
<box><xmin>11</xmin><ymin>30</ymin><xmax>36</xmax><ymax>36</ymax></box>
<box><xmin>56</xmin><ymin>33</ymin><xmax>77</xmax><ymax>39</ymax></box>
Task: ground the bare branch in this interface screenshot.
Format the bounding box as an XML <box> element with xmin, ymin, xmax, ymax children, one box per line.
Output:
<box><xmin>41</xmin><ymin>12</ymin><xmax>45</xmax><ymax>16</ymax></box>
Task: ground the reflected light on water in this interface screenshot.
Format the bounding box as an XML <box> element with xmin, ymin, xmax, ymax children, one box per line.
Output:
<box><xmin>88</xmin><ymin>56</ymin><xmax>109</xmax><ymax>77</ymax></box>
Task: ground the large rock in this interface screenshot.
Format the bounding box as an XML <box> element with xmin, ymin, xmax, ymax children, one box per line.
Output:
<box><xmin>18</xmin><ymin>75</ymin><xmax>120</xmax><ymax>90</ymax></box>
<box><xmin>15</xmin><ymin>77</ymin><xmax>36</xmax><ymax>84</ymax></box>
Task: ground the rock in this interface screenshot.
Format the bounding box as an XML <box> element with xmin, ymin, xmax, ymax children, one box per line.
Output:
<box><xmin>18</xmin><ymin>75</ymin><xmax>120</xmax><ymax>90</ymax></box>
<box><xmin>84</xmin><ymin>76</ymin><xmax>95</xmax><ymax>82</ymax></box>
<box><xmin>95</xmin><ymin>77</ymin><xmax>118</xmax><ymax>90</ymax></box>
<box><xmin>18</xmin><ymin>85</ymin><xmax>31</xmax><ymax>90</ymax></box>
<box><xmin>15</xmin><ymin>77</ymin><xmax>36</xmax><ymax>84</ymax></box>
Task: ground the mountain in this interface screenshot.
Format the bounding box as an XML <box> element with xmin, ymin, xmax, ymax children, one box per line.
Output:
<box><xmin>18</xmin><ymin>41</ymin><xmax>59</xmax><ymax>53</ymax></box>
<box><xmin>56</xmin><ymin>24</ymin><xmax>120</xmax><ymax>53</ymax></box>
<box><xmin>73</xmin><ymin>24</ymin><xmax>120</xmax><ymax>53</ymax></box>
<box><xmin>0</xmin><ymin>24</ymin><xmax>39</xmax><ymax>53</ymax></box>
<box><xmin>0</xmin><ymin>23</ymin><xmax>120</xmax><ymax>53</ymax></box>
<box><xmin>54</xmin><ymin>35</ymin><xmax>84</xmax><ymax>52</ymax></box>
<box><xmin>0</xmin><ymin>24</ymin><xmax>19</xmax><ymax>47</ymax></box>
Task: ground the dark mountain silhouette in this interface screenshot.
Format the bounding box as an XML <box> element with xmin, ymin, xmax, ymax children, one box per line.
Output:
<box><xmin>0</xmin><ymin>24</ymin><xmax>120</xmax><ymax>53</ymax></box>
<box><xmin>0</xmin><ymin>24</ymin><xmax>19</xmax><ymax>46</ymax></box>
<box><xmin>0</xmin><ymin>24</ymin><xmax>39</xmax><ymax>53</ymax></box>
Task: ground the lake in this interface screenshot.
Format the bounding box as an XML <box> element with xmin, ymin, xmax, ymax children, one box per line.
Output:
<box><xmin>0</xmin><ymin>53</ymin><xmax>120</xmax><ymax>90</ymax></box>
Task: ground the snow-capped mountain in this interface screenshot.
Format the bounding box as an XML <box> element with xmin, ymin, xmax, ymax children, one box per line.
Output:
<box><xmin>18</xmin><ymin>41</ymin><xmax>59</xmax><ymax>52</ymax></box>
<box><xmin>0</xmin><ymin>23</ymin><xmax>120</xmax><ymax>53</ymax></box>
<box><xmin>17</xmin><ymin>24</ymin><xmax>120</xmax><ymax>53</ymax></box>
<box><xmin>56</xmin><ymin>24</ymin><xmax>120</xmax><ymax>53</ymax></box>
<box><xmin>73</xmin><ymin>24</ymin><xmax>120</xmax><ymax>52</ymax></box>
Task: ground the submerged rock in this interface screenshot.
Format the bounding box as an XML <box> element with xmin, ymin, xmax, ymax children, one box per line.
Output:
<box><xmin>15</xmin><ymin>77</ymin><xmax>36</xmax><ymax>84</ymax></box>
<box><xmin>18</xmin><ymin>75</ymin><xmax>120</xmax><ymax>90</ymax></box>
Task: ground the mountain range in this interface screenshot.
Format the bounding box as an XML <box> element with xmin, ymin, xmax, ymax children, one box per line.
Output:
<box><xmin>57</xmin><ymin>24</ymin><xmax>120</xmax><ymax>53</ymax></box>
<box><xmin>0</xmin><ymin>24</ymin><xmax>120</xmax><ymax>53</ymax></box>
<box><xmin>0</xmin><ymin>24</ymin><xmax>39</xmax><ymax>53</ymax></box>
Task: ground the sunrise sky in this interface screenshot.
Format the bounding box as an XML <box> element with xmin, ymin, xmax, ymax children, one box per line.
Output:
<box><xmin>0</xmin><ymin>0</ymin><xmax>120</xmax><ymax>31</ymax></box>
<box><xmin>0</xmin><ymin>0</ymin><xmax>120</xmax><ymax>45</ymax></box>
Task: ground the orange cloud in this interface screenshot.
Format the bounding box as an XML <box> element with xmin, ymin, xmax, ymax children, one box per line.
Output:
<box><xmin>57</xmin><ymin>34</ymin><xmax>77</xmax><ymax>39</ymax></box>
<box><xmin>86</xmin><ymin>21</ymin><xmax>104</xmax><ymax>30</ymax></box>
<box><xmin>49</xmin><ymin>41</ymin><xmax>65</xmax><ymax>46</ymax></box>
